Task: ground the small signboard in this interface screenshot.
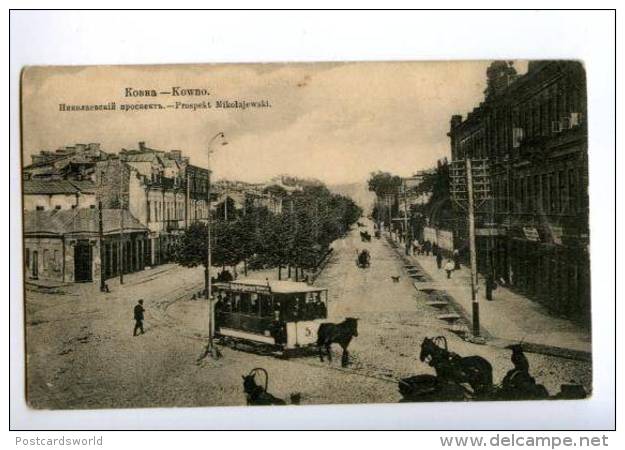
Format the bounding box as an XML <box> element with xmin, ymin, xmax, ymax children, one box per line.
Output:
<box><xmin>475</xmin><ymin>228</ymin><xmax>505</xmax><ymax>237</ymax></box>
<box><xmin>522</xmin><ymin>226</ymin><xmax>540</xmax><ymax>241</ymax></box>
<box><xmin>550</xmin><ymin>225</ymin><xmax>563</xmax><ymax>245</ymax></box>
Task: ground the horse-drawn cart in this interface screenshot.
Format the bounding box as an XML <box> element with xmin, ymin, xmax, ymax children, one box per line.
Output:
<box><xmin>356</xmin><ymin>249</ymin><xmax>371</xmax><ymax>268</ymax></box>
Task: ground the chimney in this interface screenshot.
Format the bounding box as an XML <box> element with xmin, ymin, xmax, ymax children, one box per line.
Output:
<box><xmin>139</xmin><ymin>141</ymin><xmax>146</xmax><ymax>151</ymax></box>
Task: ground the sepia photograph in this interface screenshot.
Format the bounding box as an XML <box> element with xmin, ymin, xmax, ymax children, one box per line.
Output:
<box><xmin>19</xmin><ymin>60</ymin><xmax>593</xmax><ymax>411</ymax></box>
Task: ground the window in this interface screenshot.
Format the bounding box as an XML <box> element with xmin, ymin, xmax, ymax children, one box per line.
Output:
<box><xmin>25</xmin><ymin>248</ymin><xmax>30</xmax><ymax>268</ymax></box>
<box><xmin>147</xmin><ymin>201</ymin><xmax>151</xmax><ymax>222</ymax></box>
<box><xmin>36</xmin><ymin>206</ymin><xmax>44</xmax><ymax>211</ymax></box>
<box><xmin>558</xmin><ymin>170</ymin><xmax>566</xmax><ymax>213</ymax></box>
<box><xmin>90</xmin><ymin>205</ymin><xmax>95</xmax><ymax>209</ymax></box>
<box><xmin>542</xmin><ymin>174</ymin><xmax>549</xmax><ymax>211</ymax></box>
<box><xmin>55</xmin><ymin>205</ymin><xmax>61</xmax><ymax>210</ymax></box>
<box><xmin>568</xmin><ymin>168</ymin><xmax>578</xmax><ymax>213</ymax></box>
<box><xmin>549</xmin><ymin>173</ymin><xmax>557</xmax><ymax>213</ymax></box>
<box><xmin>534</xmin><ymin>175</ymin><xmax>540</xmax><ymax>212</ymax></box>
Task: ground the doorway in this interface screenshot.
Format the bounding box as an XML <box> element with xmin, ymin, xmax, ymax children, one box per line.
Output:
<box><xmin>74</xmin><ymin>241</ymin><xmax>92</xmax><ymax>282</ymax></box>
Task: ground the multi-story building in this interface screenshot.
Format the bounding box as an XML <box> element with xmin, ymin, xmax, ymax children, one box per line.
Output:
<box><xmin>23</xmin><ymin>141</ymin><xmax>290</xmax><ymax>285</ymax></box>
<box><xmin>448</xmin><ymin>61</ymin><xmax>589</xmax><ymax>320</ymax></box>
<box><xmin>23</xmin><ymin>142</ymin><xmax>210</xmax><ymax>284</ymax></box>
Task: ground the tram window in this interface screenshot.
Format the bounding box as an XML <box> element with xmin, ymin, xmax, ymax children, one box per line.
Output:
<box><xmin>240</xmin><ymin>293</ymin><xmax>255</xmax><ymax>315</ymax></box>
<box><xmin>302</xmin><ymin>291</ymin><xmax>327</xmax><ymax>320</ymax></box>
<box><xmin>232</xmin><ymin>293</ymin><xmax>241</xmax><ymax>313</ymax></box>
<box><xmin>219</xmin><ymin>292</ymin><xmax>233</xmax><ymax>312</ymax></box>
<box><xmin>250</xmin><ymin>293</ymin><xmax>260</xmax><ymax>316</ymax></box>
<box><xmin>259</xmin><ymin>295</ymin><xmax>272</xmax><ymax>317</ymax></box>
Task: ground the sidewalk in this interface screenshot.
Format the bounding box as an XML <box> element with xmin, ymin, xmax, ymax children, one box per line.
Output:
<box><xmin>405</xmin><ymin>247</ymin><xmax>591</xmax><ymax>357</ymax></box>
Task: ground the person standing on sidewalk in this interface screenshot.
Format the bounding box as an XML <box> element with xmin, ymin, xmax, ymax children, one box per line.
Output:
<box><xmin>133</xmin><ymin>299</ymin><xmax>145</xmax><ymax>336</ymax></box>
<box><xmin>453</xmin><ymin>249</ymin><xmax>461</xmax><ymax>270</ymax></box>
<box><xmin>444</xmin><ymin>259</ymin><xmax>455</xmax><ymax>279</ymax></box>
<box><xmin>436</xmin><ymin>251</ymin><xmax>443</xmax><ymax>269</ymax></box>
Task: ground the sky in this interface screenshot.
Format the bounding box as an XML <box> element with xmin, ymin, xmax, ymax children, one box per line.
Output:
<box><xmin>21</xmin><ymin>61</ymin><xmax>527</xmax><ymax>185</ymax></box>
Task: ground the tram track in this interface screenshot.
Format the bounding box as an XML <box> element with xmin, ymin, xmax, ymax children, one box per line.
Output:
<box><xmin>150</xmin><ymin>279</ymin><xmax>408</xmax><ymax>387</ymax></box>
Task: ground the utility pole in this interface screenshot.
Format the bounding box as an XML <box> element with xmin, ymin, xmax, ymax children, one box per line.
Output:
<box><xmin>200</xmin><ymin>131</ymin><xmax>227</xmax><ymax>361</ymax></box>
<box><xmin>118</xmin><ymin>162</ymin><xmax>125</xmax><ymax>285</ymax></box>
<box><xmin>450</xmin><ymin>157</ymin><xmax>491</xmax><ymax>340</ymax></box>
<box><xmin>98</xmin><ymin>169</ymin><xmax>107</xmax><ymax>292</ymax></box>
<box><xmin>465</xmin><ymin>158</ymin><xmax>480</xmax><ymax>337</ymax></box>
<box><xmin>402</xmin><ymin>180</ymin><xmax>411</xmax><ymax>255</ymax></box>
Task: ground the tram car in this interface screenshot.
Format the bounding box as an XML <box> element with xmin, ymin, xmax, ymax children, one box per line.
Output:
<box><xmin>213</xmin><ymin>279</ymin><xmax>329</xmax><ymax>355</ymax></box>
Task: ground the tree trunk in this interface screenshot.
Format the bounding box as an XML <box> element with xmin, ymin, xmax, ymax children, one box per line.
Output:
<box><xmin>278</xmin><ymin>265</ymin><xmax>282</xmax><ymax>280</ymax></box>
<box><xmin>288</xmin><ymin>265</ymin><xmax>291</xmax><ymax>279</ymax></box>
<box><xmin>244</xmin><ymin>259</ymin><xmax>248</xmax><ymax>276</ymax></box>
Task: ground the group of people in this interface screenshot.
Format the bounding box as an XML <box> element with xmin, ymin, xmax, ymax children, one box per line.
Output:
<box><xmin>411</xmin><ymin>239</ymin><xmax>461</xmax><ymax>279</ymax></box>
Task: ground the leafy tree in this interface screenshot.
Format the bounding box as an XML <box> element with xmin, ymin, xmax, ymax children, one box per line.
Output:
<box><xmin>175</xmin><ymin>176</ymin><xmax>362</xmax><ymax>281</ymax></box>
<box><xmin>174</xmin><ymin>221</ymin><xmax>208</xmax><ymax>268</ymax></box>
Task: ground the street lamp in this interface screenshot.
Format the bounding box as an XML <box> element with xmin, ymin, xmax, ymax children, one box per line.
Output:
<box><xmin>201</xmin><ymin>131</ymin><xmax>227</xmax><ymax>361</ymax></box>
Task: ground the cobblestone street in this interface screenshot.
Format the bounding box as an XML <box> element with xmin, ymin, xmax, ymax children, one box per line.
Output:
<box><xmin>25</xmin><ymin>220</ymin><xmax>591</xmax><ymax>410</ymax></box>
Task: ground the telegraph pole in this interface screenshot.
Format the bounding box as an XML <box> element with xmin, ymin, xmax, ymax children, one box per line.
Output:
<box><xmin>98</xmin><ymin>170</ymin><xmax>107</xmax><ymax>292</ymax></box>
<box><xmin>402</xmin><ymin>180</ymin><xmax>411</xmax><ymax>255</ymax></box>
<box><xmin>450</xmin><ymin>157</ymin><xmax>490</xmax><ymax>340</ymax></box>
<box><xmin>465</xmin><ymin>158</ymin><xmax>480</xmax><ymax>337</ymax></box>
<box><xmin>118</xmin><ymin>162</ymin><xmax>125</xmax><ymax>285</ymax></box>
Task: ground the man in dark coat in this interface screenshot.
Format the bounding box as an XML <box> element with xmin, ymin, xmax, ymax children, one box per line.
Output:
<box><xmin>436</xmin><ymin>251</ymin><xmax>443</xmax><ymax>269</ymax></box>
<box><xmin>133</xmin><ymin>299</ymin><xmax>145</xmax><ymax>336</ymax></box>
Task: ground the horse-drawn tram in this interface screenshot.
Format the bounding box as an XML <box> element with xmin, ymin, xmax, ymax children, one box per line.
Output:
<box><xmin>214</xmin><ymin>279</ymin><xmax>329</xmax><ymax>356</ymax></box>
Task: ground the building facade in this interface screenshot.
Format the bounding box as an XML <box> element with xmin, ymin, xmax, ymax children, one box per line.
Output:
<box><xmin>448</xmin><ymin>61</ymin><xmax>589</xmax><ymax>320</ymax></box>
<box><xmin>24</xmin><ymin>209</ymin><xmax>148</xmax><ymax>283</ymax></box>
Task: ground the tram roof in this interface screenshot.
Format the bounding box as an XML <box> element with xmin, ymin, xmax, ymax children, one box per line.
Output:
<box><xmin>215</xmin><ymin>278</ymin><xmax>326</xmax><ymax>294</ymax></box>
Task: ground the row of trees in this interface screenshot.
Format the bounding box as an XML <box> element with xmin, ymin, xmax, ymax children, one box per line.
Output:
<box><xmin>367</xmin><ymin>171</ymin><xmax>403</xmax><ymax>225</ymax></box>
<box><xmin>174</xmin><ymin>181</ymin><xmax>362</xmax><ymax>280</ymax></box>
<box><xmin>366</xmin><ymin>160</ymin><xmax>453</xmax><ymax>238</ymax></box>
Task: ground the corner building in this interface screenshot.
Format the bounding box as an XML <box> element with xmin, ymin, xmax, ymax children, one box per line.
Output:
<box><xmin>448</xmin><ymin>61</ymin><xmax>589</xmax><ymax>321</ymax></box>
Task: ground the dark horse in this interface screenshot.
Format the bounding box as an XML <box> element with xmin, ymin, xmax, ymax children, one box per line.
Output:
<box><xmin>242</xmin><ymin>368</ymin><xmax>286</xmax><ymax>406</ymax></box>
<box><xmin>420</xmin><ymin>336</ymin><xmax>493</xmax><ymax>395</ymax></box>
<box><xmin>317</xmin><ymin>318</ymin><xmax>359</xmax><ymax>367</ymax></box>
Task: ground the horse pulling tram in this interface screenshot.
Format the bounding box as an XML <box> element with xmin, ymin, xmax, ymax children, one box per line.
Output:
<box><xmin>214</xmin><ymin>279</ymin><xmax>329</xmax><ymax>357</ymax></box>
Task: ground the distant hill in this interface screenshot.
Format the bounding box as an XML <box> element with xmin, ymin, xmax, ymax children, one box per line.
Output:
<box><xmin>328</xmin><ymin>182</ymin><xmax>375</xmax><ymax>214</ymax></box>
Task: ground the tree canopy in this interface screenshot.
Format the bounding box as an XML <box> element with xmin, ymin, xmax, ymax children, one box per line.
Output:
<box><xmin>173</xmin><ymin>178</ymin><xmax>362</xmax><ymax>276</ymax></box>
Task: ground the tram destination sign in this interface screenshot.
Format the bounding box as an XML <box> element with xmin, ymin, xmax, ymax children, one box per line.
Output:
<box><xmin>219</xmin><ymin>282</ymin><xmax>272</xmax><ymax>294</ymax></box>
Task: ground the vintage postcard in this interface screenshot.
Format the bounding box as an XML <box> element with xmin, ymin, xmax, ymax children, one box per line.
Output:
<box><xmin>21</xmin><ymin>61</ymin><xmax>591</xmax><ymax>410</ymax></box>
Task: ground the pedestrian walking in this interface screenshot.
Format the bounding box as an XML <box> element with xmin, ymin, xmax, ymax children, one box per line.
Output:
<box><xmin>133</xmin><ymin>299</ymin><xmax>145</xmax><ymax>336</ymax></box>
<box><xmin>412</xmin><ymin>239</ymin><xmax>421</xmax><ymax>255</ymax></box>
<box><xmin>436</xmin><ymin>251</ymin><xmax>443</xmax><ymax>269</ymax></box>
<box><xmin>444</xmin><ymin>259</ymin><xmax>455</xmax><ymax>279</ymax></box>
<box><xmin>486</xmin><ymin>274</ymin><xmax>497</xmax><ymax>301</ymax></box>
<box><xmin>453</xmin><ymin>249</ymin><xmax>461</xmax><ymax>270</ymax></box>
<box><xmin>424</xmin><ymin>240</ymin><xmax>432</xmax><ymax>256</ymax></box>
